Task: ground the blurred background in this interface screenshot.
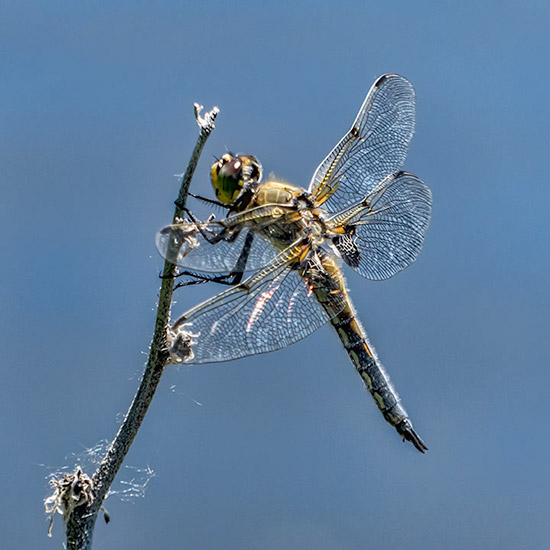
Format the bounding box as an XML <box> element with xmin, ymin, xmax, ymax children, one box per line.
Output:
<box><xmin>1</xmin><ymin>1</ymin><xmax>549</xmax><ymax>548</ymax></box>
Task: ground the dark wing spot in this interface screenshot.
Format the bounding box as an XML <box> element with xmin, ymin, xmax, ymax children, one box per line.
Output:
<box><xmin>333</xmin><ymin>231</ymin><xmax>361</xmax><ymax>269</ymax></box>
<box><xmin>351</xmin><ymin>126</ymin><xmax>360</xmax><ymax>137</ymax></box>
<box><xmin>374</xmin><ymin>73</ymin><xmax>399</xmax><ymax>88</ymax></box>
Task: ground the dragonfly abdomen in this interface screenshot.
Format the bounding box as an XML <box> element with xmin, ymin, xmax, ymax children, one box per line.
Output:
<box><xmin>308</xmin><ymin>251</ymin><xmax>427</xmax><ymax>452</ymax></box>
<box><xmin>332</xmin><ymin>313</ymin><xmax>428</xmax><ymax>453</ymax></box>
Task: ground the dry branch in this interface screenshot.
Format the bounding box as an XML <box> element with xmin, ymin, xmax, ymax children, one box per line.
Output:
<box><xmin>45</xmin><ymin>104</ymin><xmax>219</xmax><ymax>550</ymax></box>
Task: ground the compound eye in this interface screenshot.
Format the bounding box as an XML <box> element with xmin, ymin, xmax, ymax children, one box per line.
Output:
<box><xmin>220</xmin><ymin>157</ymin><xmax>244</xmax><ymax>182</ymax></box>
<box><xmin>210</xmin><ymin>154</ymin><xmax>245</xmax><ymax>205</ymax></box>
<box><xmin>211</xmin><ymin>153</ymin><xmax>230</xmax><ymax>178</ymax></box>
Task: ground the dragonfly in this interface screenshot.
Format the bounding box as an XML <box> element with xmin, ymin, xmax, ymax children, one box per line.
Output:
<box><xmin>157</xmin><ymin>74</ymin><xmax>432</xmax><ymax>452</ymax></box>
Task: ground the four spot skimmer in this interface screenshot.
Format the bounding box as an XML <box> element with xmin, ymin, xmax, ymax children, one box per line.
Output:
<box><xmin>157</xmin><ymin>74</ymin><xmax>432</xmax><ymax>452</ymax></box>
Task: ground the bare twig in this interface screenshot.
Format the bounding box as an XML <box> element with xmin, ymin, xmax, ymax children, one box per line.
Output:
<box><xmin>50</xmin><ymin>103</ymin><xmax>219</xmax><ymax>550</ymax></box>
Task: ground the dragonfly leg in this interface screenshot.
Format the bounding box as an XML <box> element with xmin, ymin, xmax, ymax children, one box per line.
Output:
<box><xmin>165</xmin><ymin>222</ymin><xmax>249</xmax><ymax>286</ymax></box>
<box><xmin>171</xmin><ymin>269</ymin><xmax>246</xmax><ymax>288</ymax></box>
<box><xmin>175</xmin><ymin>273</ymin><xmax>232</xmax><ymax>288</ymax></box>
<box><xmin>186</xmin><ymin>192</ymin><xmax>229</xmax><ymax>210</ymax></box>
<box><xmin>158</xmin><ymin>270</ymin><xmax>216</xmax><ymax>281</ymax></box>
<box><xmin>174</xmin><ymin>196</ymin><xmax>226</xmax><ymax>211</ymax></box>
<box><xmin>179</xmin><ymin>206</ymin><xmax>238</xmax><ymax>246</ymax></box>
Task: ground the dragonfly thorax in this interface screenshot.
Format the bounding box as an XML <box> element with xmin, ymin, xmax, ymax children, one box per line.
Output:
<box><xmin>246</xmin><ymin>178</ymin><xmax>327</xmax><ymax>249</ymax></box>
<box><xmin>251</xmin><ymin>179</ymin><xmax>308</xmax><ymax>208</ymax></box>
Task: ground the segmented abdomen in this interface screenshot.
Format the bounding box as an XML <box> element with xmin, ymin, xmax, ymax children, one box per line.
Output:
<box><xmin>334</xmin><ymin>314</ymin><xmax>406</xmax><ymax>422</ymax></box>
<box><xmin>311</xmin><ymin>253</ymin><xmax>427</xmax><ymax>452</ymax></box>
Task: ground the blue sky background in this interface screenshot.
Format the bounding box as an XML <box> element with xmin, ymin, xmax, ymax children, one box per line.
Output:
<box><xmin>2</xmin><ymin>1</ymin><xmax>549</xmax><ymax>548</ymax></box>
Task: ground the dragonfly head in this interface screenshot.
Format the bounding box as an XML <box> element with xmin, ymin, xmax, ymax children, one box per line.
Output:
<box><xmin>210</xmin><ymin>153</ymin><xmax>262</xmax><ymax>205</ymax></box>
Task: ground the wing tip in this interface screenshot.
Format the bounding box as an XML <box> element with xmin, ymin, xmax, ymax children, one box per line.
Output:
<box><xmin>373</xmin><ymin>73</ymin><xmax>414</xmax><ymax>95</ymax></box>
<box><xmin>375</xmin><ymin>73</ymin><xmax>404</xmax><ymax>85</ymax></box>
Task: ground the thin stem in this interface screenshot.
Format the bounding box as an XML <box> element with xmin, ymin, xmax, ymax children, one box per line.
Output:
<box><xmin>64</xmin><ymin>104</ymin><xmax>219</xmax><ymax>550</ymax></box>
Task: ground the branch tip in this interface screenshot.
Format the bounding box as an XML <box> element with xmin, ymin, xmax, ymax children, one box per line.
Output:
<box><xmin>194</xmin><ymin>103</ymin><xmax>220</xmax><ymax>133</ymax></box>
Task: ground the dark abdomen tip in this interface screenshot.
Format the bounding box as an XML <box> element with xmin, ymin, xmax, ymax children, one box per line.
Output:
<box><xmin>396</xmin><ymin>418</ymin><xmax>428</xmax><ymax>453</ymax></box>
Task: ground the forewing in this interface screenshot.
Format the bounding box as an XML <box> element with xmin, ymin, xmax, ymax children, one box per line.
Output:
<box><xmin>308</xmin><ymin>74</ymin><xmax>416</xmax><ymax>213</ymax></box>
<box><xmin>171</xmin><ymin>244</ymin><xmax>347</xmax><ymax>364</ymax></box>
<box><xmin>330</xmin><ymin>172</ymin><xmax>431</xmax><ymax>280</ymax></box>
<box><xmin>156</xmin><ymin>222</ymin><xmax>279</xmax><ymax>274</ymax></box>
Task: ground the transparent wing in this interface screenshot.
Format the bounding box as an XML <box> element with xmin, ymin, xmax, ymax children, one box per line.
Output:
<box><xmin>156</xmin><ymin>221</ymin><xmax>279</xmax><ymax>274</ymax></box>
<box><xmin>329</xmin><ymin>172</ymin><xmax>431</xmax><ymax>280</ymax></box>
<box><xmin>171</xmin><ymin>244</ymin><xmax>348</xmax><ymax>364</ymax></box>
<box><xmin>308</xmin><ymin>74</ymin><xmax>416</xmax><ymax>213</ymax></box>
